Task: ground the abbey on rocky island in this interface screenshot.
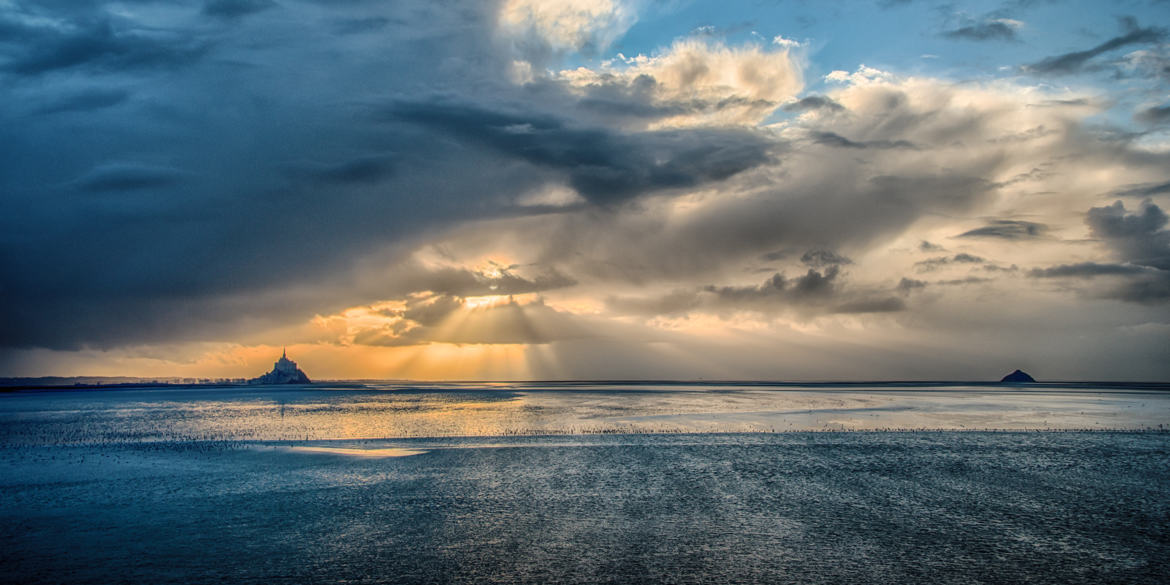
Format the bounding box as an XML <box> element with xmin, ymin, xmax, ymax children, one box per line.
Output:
<box><xmin>248</xmin><ymin>348</ymin><xmax>311</xmax><ymax>385</ymax></box>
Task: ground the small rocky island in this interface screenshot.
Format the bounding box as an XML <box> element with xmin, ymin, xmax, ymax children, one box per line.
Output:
<box><xmin>248</xmin><ymin>348</ymin><xmax>311</xmax><ymax>385</ymax></box>
<box><xmin>1000</xmin><ymin>369</ymin><xmax>1036</xmax><ymax>383</ymax></box>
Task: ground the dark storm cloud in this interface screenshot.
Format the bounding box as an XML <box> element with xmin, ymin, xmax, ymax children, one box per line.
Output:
<box><xmin>808</xmin><ymin>131</ymin><xmax>917</xmax><ymax>150</ymax></box>
<box><xmin>943</xmin><ymin>21</ymin><xmax>1019</xmax><ymax>42</ymax></box>
<box><xmin>951</xmin><ymin>253</ymin><xmax>984</xmax><ymax>263</ymax></box>
<box><xmin>1029</xmin><ymin>263</ymin><xmax>1170</xmax><ymax>303</ymax></box>
<box><xmin>1086</xmin><ymin>200</ymin><xmax>1170</xmax><ymax>270</ymax></box>
<box><xmin>915</xmin><ymin>253</ymin><xmax>984</xmax><ymax>271</ymax></box>
<box><xmin>800</xmin><ymin>249</ymin><xmax>852</xmax><ymax>268</ymax></box>
<box><xmin>1105</xmin><ymin>276</ymin><xmax>1170</xmax><ymax>303</ymax></box>
<box><xmin>897</xmin><ymin>278</ymin><xmax>927</xmax><ymax>293</ymax></box>
<box><xmin>782</xmin><ymin>95</ymin><xmax>845</xmax><ymax>113</ymax></box>
<box><xmin>1029</xmin><ymin>201</ymin><xmax>1170</xmax><ymax>303</ymax></box>
<box><xmin>958</xmin><ymin>220</ymin><xmax>1048</xmax><ymax>239</ymax></box>
<box><xmin>0</xmin><ymin>0</ymin><xmax>540</xmax><ymax>350</ymax></box>
<box><xmin>401</xmin><ymin>294</ymin><xmax>465</xmax><ymax>327</ymax></box>
<box><xmin>583</xmin><ymin>94</ymin><xmax>778</xmax><ymax>123</ymax></box>
<box><xmin>1024</xmin><ymin>20</ymin><xmax>1165</xmax><ymax>75</ymax></box>
<box><xmin>203</xmin><ymin>0</ymin><xmax>278</xmax><ymax>19</ymax></box>
<box><xmin>34</xmin><ymin>88</ymin><xmax>129</xmax><ymax>115</ymax></box>
<box><xmin>760</xmin><ymin>250</ymin><xmax>791</xmax><ymax>262</ymax></box>
<box><xmin>286</xmin><ymin>155</ymin><xmax>396</xmax><ymax>185</ymax></box>
<box><xmin>610</xmin><ymin>268</ymin><xmax>906</xmax><ymax>317</ymax></box>
<box><xmin>1029</xmin><ymin>262</ymin><xmax>1151</xmax><ymax>278</ymax></box>
<box><xmin>1136</xmin><ymin>104</ymin><xmax>1170</xmax><ymax>125</ymax></box>
<box><xmin>0</xmin><ymin>14</ymin><xmax>208</xmax><ymax>76</ymax></box>
<box><xmin>554</xmin><ymin>170</ymin><xmax>998</xmax><ymax>286</ymax></box>
<box><xmin>708</xmin><ymin>268</ymin><xmax>840</xmax><ymax>304</ymax></box>
<box><xmin>935</xmin><ymin>276</ymin><xmax>992</xmax><ymax>285</ymax></box>
<box><xmin>390</xmin><ymin>100</ymin><xmax>776</xmax><ymax>205</ymax></box>
<box><xmin>332</xmin><ymin>17</ymin><xmax>393</xmax><ymax>35</ymax></box>
<box><xmin>1111</xmin><ymin>180</ymin><xmax>1170</xmax><ymax>198</ymax></box>
<box><xmin>574</xmin><ymin>94</ymin><xmax>681</xmax><ymax>120</ymax></box>
<box><xmin>71</xmin><ymin>163</ymin><xmax>188</xmax><ymax>192</ymax></box>
<box><xmin>0</xmin><ymin>252</ymin><xmax>577</xmax><ymax>351</ymax></box>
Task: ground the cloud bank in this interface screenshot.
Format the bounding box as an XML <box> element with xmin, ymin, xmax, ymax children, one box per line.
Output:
<box><xmin>2</xmin><ymin>0</ymin><xmax>1168</xmax><ymax>380</ymax></box>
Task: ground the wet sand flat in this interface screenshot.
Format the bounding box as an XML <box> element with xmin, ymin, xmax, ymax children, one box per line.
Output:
<box><xmin>1</xmin><ymin>383</ymin><xmax>1168</xmax><ymax>584</ymax></box>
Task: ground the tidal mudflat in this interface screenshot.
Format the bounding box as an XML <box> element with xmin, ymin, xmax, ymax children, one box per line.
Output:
<box><xmin>2</xmin><ymin>383</ymin><xmax>1168</xmax><ymax>584</ymax></box>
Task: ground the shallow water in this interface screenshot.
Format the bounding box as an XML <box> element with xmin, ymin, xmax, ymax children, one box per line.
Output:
<box><xmin>2</xmin><ymin>384</ymin><xmax>1169</xmax><ymax>584</ymax></box>
<box><xmin>1</xmin><ymin>382</ymin><xmax>1167</xmax><ymax>447</ymax></box>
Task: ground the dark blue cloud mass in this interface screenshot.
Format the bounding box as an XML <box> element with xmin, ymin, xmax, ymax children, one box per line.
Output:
<box><xmin>71</xmin><ymin>163</ymin><xmax>189</xmax><ymax>192</ymax></box>
<box><xmin>34</xmin><ymin>88</ymin><xmax>130</xmax><ymax>115</ymax></box>
<box><xmin>943</xmin><ymin>20</ymin><xmax>1020</xmax><ymax>42</ymax></box>
<box><xmin>389</xmin><ymin>100</ymin><xmax>777</xmax><ymax>205</ymax></box>
<box><xmin>0</xmin><ymin>13</ymin><xmax>208</xmax><ymax>76</ymax></box>
<box><xmin>0</xmin><ymin>0</ymin><xmax>787</xmax><ymax>349</ymax></box>
<box><xmin>1025</xmin><ymin>19</ymin><xmax>1166</xmax><ymax>75</ymax></box>
<box><xmin>958</xmin><ymin>220</ymin><xmax>1048</xmax><ymax>240</ymax></box>
<box><xmin>0</xmin><ymin>0</ymin><xmax>521</xmax><ymax>348</ymax></box>
<box><xmin>203</xmin><ymin>0</ymin><xmax>277</xmax><ymax>20</ymax></box>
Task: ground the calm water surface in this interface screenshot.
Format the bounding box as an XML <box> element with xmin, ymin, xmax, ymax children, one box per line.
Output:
<box><xmin>1</xmin><ymin>383</ymin><xmax>1168</xmax><ymax>584</ymax></box>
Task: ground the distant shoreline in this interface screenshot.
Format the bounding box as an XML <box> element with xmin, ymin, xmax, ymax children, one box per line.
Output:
<box><xmin>2</xmin><ymin>379</ymin><xmax>1169</xmax><ymax>392</ymax></box>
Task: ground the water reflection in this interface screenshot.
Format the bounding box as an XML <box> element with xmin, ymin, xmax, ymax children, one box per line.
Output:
<box><xmin>1</xmin><ymin>383</ymin><xmax>1167</xmax><ymax>447</ymax></box>
<box><xmin>1</xmin><ymin>386</ymin><xmax>1168</xmax><ymax>584</ymax></box>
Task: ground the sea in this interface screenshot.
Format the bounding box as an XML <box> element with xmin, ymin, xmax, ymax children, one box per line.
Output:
<box><xmin>1</xmin><ymin>382</ymin><xmax>1168</xmax><ymax>584</ymax></box>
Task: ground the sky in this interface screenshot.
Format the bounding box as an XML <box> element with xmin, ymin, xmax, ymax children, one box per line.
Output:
<box><xmin>2</xmin><ymin>0</ymin><xmax>1169</xmax><ymax>381</ymax></box>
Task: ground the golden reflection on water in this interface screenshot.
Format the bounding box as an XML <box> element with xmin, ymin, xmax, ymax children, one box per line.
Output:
<box><xmin>204</xmin><ymin>387</ymin><xmax>1170</xmax><ymax>441</ymax></box>
<box><xmin>4</xmin><ymin>386</ymin><xmax>1168</xmax><ymax>447</ymax></box>
<box><xmin>285</xmin><ymin>446</ymin><xmax>427</xmax><ymax>457</ymax></box>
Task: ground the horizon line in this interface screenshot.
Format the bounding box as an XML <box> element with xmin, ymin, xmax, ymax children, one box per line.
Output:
<box><xmin>3</xmin><ymin>376</ymin><xmax>1169</xmax><ymax>388</ymax></box>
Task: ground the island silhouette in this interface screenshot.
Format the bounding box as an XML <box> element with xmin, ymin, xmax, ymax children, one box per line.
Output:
<box><xmin>248</xmin><ymin>348</ymin><xmax>311</xmax><ymax>385</ymax></box>
<box><xmin>1000</xmin><ymin>369</ymin><xmax>1036</xmax><ymax>383</ymax></box>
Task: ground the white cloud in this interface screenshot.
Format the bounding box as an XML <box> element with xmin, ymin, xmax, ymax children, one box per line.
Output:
<box><xmin>824</xmin><ymin>70</ymin><xmax>851</xmax><ymax>83</ymax></box>
<box><xmin>991</xmin><ymin>18</ymin><xmax>1023</xmax><ymax>30</ymax></box>
<box><xmin>557</xmin><ymin>38</ymin><xmax>804</xmax><ymax>127</ymax></box>
<box><xmin>824</xmin><ymin>65</ymin><xmax>893</xmax><ymax>85</ymax></box>
<box><xmin>772</xmin><ymin>35</ymin><xmax>801</xmax><ymax>49</ymax></box>
<box><xmin>499</xmin><ymin>0</ymin><xmax>637</xmax><ymax>53</ymax></box>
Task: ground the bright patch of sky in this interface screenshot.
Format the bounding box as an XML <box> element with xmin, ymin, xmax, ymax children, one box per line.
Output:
<box><xmin>575</xmin><ymin>0</ymin><xmax>1168</xmax><ymax>126</ymax></box>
